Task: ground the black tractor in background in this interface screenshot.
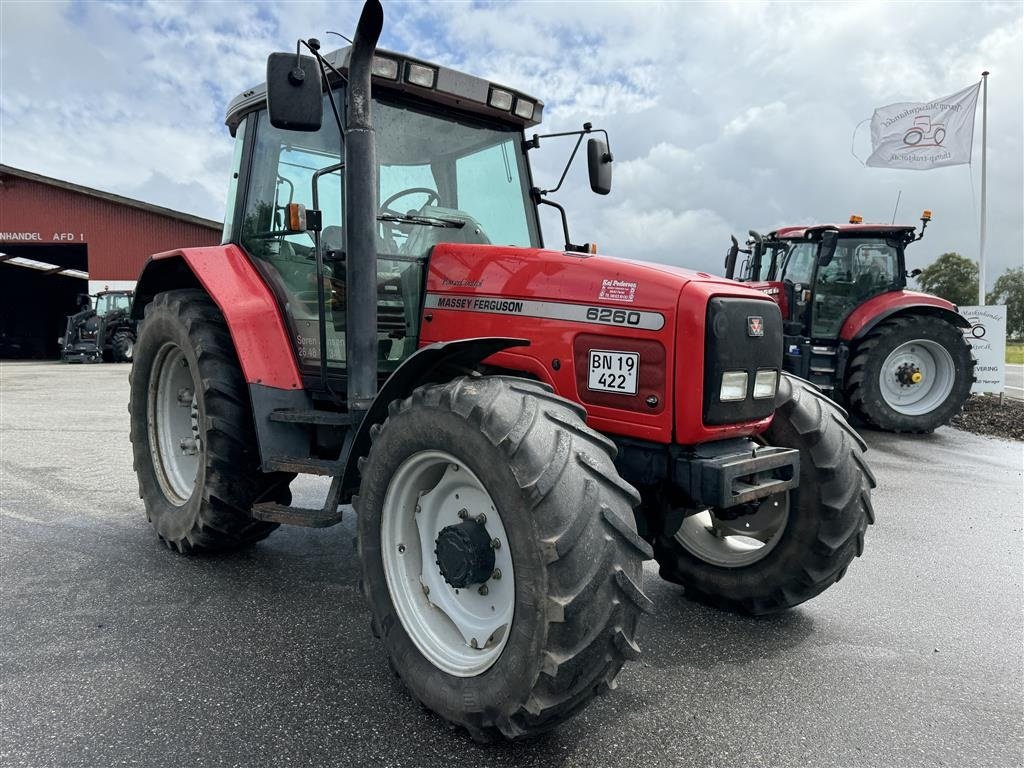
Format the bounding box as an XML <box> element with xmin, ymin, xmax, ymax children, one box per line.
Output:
<box><xmin>60</xmin><ymin>290</ymin><xmax>136</xmax><ymax>363</ymax></box>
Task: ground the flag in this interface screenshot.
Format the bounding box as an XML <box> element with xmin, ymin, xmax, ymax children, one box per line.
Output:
<box><xmin>866</xmin><ymin>82</ymin><xmax>981</xmax><ymax>170</ymax></box>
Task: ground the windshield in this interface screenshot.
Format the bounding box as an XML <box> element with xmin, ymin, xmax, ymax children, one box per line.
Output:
<box><xmin>95</xmin><ymin>293</ymin><xmax>131</xmax><ymax>316</ymax></box>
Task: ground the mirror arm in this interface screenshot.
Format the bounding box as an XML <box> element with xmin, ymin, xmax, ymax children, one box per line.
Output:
<box><xmin>534</xmin><ymin>192</ymin><xmax>586</xmax><ymax>252</ymax></box>
<box><xmin>525</xmin><ymin>123</ymin><xmax>613</xmax><ymax>197</ymax></box>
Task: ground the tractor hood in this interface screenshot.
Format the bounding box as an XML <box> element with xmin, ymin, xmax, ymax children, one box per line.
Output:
<box><xmin>425</xmin><ymin>243</ymin><xmax>753</xmax><ymax>312</ymax></box>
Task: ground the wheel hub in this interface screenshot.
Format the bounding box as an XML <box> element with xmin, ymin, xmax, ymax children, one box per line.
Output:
<box><xmin>895</xmin><ymin>362</ymin><xmax>924</xmax><ymax>387</ymax></box>
<box><xmin>435</xmin><ymin>518</ymin><xmax>495</xmax><ymax>589</ymax></box>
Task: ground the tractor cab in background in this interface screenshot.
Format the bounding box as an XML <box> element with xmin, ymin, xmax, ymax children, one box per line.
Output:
<box><xmin>725</xmin><ymin>213</ymin><xmax>974</xmax><ymax>432</ymax></box>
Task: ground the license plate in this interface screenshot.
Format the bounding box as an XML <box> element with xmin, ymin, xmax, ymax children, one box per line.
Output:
<box><xmin>588</xmin><ymin>350</ymin><xmax>639</xmax><ymax>394</ymax></box>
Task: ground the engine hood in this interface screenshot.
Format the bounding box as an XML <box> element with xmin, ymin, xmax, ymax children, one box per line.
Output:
<box><xmin>425</xmin><ymin>243</ymin><xmax>760</xmax><ymax>311</ymax></box>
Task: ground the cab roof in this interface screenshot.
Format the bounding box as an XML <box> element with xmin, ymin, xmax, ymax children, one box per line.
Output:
<box><xmin>770</xmin><ymin>223</ymin><xmax>917</xmax><ymax>240</ymax></box>
<box><xmin>226</xmin><ymin>46</ymin><xmax>544</xmax><ymax>137</ymax></box>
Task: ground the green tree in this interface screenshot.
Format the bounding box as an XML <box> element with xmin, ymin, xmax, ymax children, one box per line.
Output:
<box><xmin>986</xmin><ymin>267</ymin><xmax>1024</xmax><ymax>340</ymax></box>
<box><xmin>915</xmin><ymin>252</ymin><xmax>979</xmax><ymax>307</ymax></box>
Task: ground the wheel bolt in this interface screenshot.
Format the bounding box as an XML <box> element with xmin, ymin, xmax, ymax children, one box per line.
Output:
<box><xmin>470</xmin><ymin>638</ymin><xmax>478</xmax><ymax>649</ymax></box>
<box><xmin>397</xmin><ymin>544</ymin><xmax>406</xmax><ymax>554</ymax></box>
<box><xmin>478</xmin><ymin>584</ymin><xmax>489</xmax><ymax>596</ymax></box>
<box><xmin>475</xmin><ymin>513</ymin><xmax>487</xmax><ymax>525</ymax></box>
<box><xmin>457</xmin><ymin>509</ymin><xmax>468</xmax><ymax>520</ymax></box>
<box><xmin>491</xmin><ymin>538</ymin><xmax>501</xmax><ymax>549</ymax></box>
<box><xmin>492</xmin><ymin>568</ymin><xmax>502</xmax><ymax>580</ymax></box>
<box><xmin>415</xmin><ymin>505</ymin><xmax>421</xmax><ymax>514</ymax></box>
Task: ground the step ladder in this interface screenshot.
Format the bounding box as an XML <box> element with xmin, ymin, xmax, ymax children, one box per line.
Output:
<box><xmin>251</xmin><ymin>408</ymin><xmax>357</xmax><ymax>528</ymax></box>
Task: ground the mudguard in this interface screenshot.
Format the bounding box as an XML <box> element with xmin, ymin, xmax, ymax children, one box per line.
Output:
<box><xmin>132</xmin><ymin>245</ymin><xmax>302</xmax><ymax>390</ymax></box>
<box><xmin>341</xmin><ymin>337</ymin><xmax>529</xmax><ymax>500</ymax></box>
<box><xmin>840</xmin><ymin>290</ymin><xmax>969</xmax><ymax>342</ymax></box>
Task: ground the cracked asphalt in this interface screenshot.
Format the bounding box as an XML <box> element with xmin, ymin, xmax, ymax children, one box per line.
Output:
<box><xmin>2</xmin><ymin>361</ymin><xmax>1022</xmax><ymax>767</ymax></box>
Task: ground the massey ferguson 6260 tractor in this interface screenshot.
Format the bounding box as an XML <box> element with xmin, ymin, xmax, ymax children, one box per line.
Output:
<box><xmin>725</xmin><ymin>214</ymin><xmax>974</xmax><ymax>433</ymax></box>
<box><xmin>129</xmin><ymin>0</ymin><xmax>874</xmax><ymax>740</ymax></box>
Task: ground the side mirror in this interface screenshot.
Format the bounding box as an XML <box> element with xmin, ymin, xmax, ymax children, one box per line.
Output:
<box><xmin>818</xmin><ymin>229</ymin><xmax>839</xmax><ymax>266</ymax></box>
<box><xmin>908</xmin><ymin>268</ymin><xmax>922</xmax><ymax>278</ymax></box>
<box><xmin>266</xmin><ymin>52</ymin><xmax>323</xmax><ymax>132</ymax></box>
<box><xmin>587</xmin><ymin>138</ymin><xmax>612</xmax><ymax>195</ymax></box>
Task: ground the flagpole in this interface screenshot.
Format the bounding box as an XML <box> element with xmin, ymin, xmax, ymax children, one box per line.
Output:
<box><xmin>979</xmin><ymin>71</ymin><xmax>989</xmax><ymax>305</ymax></box>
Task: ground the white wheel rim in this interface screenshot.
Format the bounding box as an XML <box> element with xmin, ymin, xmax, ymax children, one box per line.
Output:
<box><xmin>380</xmin><ymin>450</ymin><xmax>514</xmax><ymax>677</ymax></box>
<box><xmin>878</xmin><ymin>339</ymin><xmax>956</xmax><ymax>416</ymax></box>
<box><xmin>675</xmin><ymin>493</ymin><xmax>789</xmax><ymax>568</ymax></box>
<box><xmin>124</xmin><ymin>341</ymin><xmax>134</xmax><ymax>360</ymax></box>
<box><xmin>148</xmin><ymin>343</ymin><xmax>200</xmax><ymax>505</ymax></box>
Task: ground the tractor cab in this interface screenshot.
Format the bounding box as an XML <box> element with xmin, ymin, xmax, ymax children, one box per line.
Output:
<box><xmin>94</xmin><ymin>290</ymin><xmax>134</xmax><ymax>317</ymax></box>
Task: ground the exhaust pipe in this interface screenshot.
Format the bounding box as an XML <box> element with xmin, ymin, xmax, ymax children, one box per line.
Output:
<box><xmin>345</xmin><ymin>0</ymin><xmax>384</xmax><ymax>414</ymax></box>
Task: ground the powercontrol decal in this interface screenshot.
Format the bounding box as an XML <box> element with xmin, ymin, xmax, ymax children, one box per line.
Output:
<box><xmin>424</xmin><ymin>293</ymin><xmax>665</xmax><ymax>331</ymax></box>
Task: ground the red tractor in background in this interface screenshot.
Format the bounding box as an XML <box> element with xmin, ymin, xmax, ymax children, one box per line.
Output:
<box><xmin>725</xmin><ymin>213</ymin><xmax>974</xmax><ymax>433</ymax></box>
<box><xmin>127</xmin><ymin>0</ymin><xmax>874</xmax><ymax>741</ymax></box>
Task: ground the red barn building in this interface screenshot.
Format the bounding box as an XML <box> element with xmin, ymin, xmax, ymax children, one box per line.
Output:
<box><xmin>0</xmin><ymin>165</ymin><xmax>221</xmax><ymax>358</ymax></box>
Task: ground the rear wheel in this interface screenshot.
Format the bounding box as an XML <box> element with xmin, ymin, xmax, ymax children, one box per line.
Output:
<box><xmin>129</xmin><ymin>289</ymin><xmax>291</xmax><ymax>552</ymax></box>
<box><xmin>846</xmin><ymin>315</ymin><xmax>974</xmax><ymax>433</ymax></box>
<box><xmin>653</xmin><ymin>374</ymin><xmax>875</xmax><ymax>615</ymax></box>
<box><xmin>356</xmin><ymin>376</ymin><xmax>652</xmax><ymax>741</ymax></box>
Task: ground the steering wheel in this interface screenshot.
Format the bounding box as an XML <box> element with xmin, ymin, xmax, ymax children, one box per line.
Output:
<box><xmin>381</xmin><ymin>187</ymin><xmax>439</xmax><ymax>217</ymax></box>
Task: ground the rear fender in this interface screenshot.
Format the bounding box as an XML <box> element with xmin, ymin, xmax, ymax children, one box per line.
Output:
<box><xmin>133</xmin><ymin>245</ymin><xmax>302</xmax><ymax>390</ymax></box>
<box><xmin>840</xmin><ymin>291</ymin><xmax>969</xmax><ymax>342</ymax></box>
<box><xmin>341</xmin><ymin>337</ymin><xmax>529</xmax><ymax>500</ymax></box>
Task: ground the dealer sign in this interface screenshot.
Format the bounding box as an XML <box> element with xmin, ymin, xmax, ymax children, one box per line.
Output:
<box><xmin>959</xmin><ymin>305</ymin><xmax>1007</xmax><ymax>394</ymax></box>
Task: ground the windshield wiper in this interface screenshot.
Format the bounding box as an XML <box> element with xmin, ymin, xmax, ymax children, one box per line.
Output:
<box><xmin>377</xmin><ymin>212</ymin><xmax>465</xmax><ymax>229</ymax></box>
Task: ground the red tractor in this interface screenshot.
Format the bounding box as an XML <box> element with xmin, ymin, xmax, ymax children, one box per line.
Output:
<box><xmin>725</xmin><ymin>213</ymin><xmax>974</xmax><ymax>432</ymax></box>
<box><xmin>128</xmin><ymin>0</ymin><xmax>874</xmax><ymax>740</ymax></box>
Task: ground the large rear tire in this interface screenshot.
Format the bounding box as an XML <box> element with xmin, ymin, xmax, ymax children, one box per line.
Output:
<box><xmin>112</xmin><ymin>330</ymin><xmax>135</xmax><ymax>363</ymax></box>
<box><xmin>653</xmin><ymin>374</ymin><xmax>875</xmax><ymax>615</ymax></box>
<box><xmin>129</xmin><ymin>289</ymin><xmax>291</xmax><ymax>553</ymax></box>
<box><xmin>356</xmin><ymin>375</ymin><xmax>652</xmax><ymax>741</ymax></box>
<box><xmin>846</xmin><ymin>315</ymin><xmax>974</xmax><ymax>433</ymax></box>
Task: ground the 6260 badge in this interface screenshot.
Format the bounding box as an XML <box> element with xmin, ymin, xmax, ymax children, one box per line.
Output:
<box><xmin>588</xmin><ymin>350</ymin><xmax>639</xmax><ymax>394</ymax></box>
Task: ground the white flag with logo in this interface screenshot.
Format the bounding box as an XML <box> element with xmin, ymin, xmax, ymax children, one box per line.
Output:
<box><xmin>866</xmin><ymin>82</ymin><xmax>980</xmax><ymax>170</ymax></box>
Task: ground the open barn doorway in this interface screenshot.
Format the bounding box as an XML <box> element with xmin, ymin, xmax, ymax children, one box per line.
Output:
<box><xmin>0</xmin><ymin>243</ymin><xmax>88</xmax><ymax>359</ymax></box>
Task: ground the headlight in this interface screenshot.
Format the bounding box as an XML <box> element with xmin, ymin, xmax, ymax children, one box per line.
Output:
<box><xmin>753</xmin><ymin>369</ymin><xmax>778</xmax><ymax>400</ymax></box>
<box><xmin>719</xmin><ymin>371</ymin><xmax>748</xmax><ymax>402</ymax></box>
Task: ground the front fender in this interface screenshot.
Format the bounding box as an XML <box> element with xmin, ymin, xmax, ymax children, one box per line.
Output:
<box><xmin>133</xmin><ymin>246</ymin><xmax>302</xmax><ymax>390</ymax></box>
<box><xmin>341</xmin><ymin>337</ymin><xmax>529</xmax><ymax>500</ymax></box>
<box><xmin>840</xmin><ymin>290</ymin><xmax>969</xmax><ymax>342</ymax></box>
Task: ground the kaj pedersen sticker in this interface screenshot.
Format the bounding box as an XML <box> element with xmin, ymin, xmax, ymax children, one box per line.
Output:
<box><xmin>599</xmin><ymin>279</ymin><xmax>637</xmax><ymax>303</ymax></box>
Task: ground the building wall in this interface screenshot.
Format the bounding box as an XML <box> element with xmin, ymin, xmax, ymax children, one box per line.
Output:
<box><xmin>0</xmin><ymin>173</ymin><xmax>221</xmax><ymax>281</ymax></box>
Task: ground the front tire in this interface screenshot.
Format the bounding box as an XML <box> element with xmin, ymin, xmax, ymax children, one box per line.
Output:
<box><xmin>129</xmin><ymin>290</ymin><xmax>291</xmax><ymax>553</ymax></box>
<box><xmin>112</xmin><ymin>330</ymin><xmax>135</xmax><ymax>363</ymax></box>
<box><xmin>653</xmin><ymin>374</ymin><xmax>875</xmax><ymax>615</ymax></box>
<box><xmin>356</xmin><ymin>376</ymin><xmax>652</xmax><ymax>741</ymax></box>
<box><xmin>846</xmin><ymin>315</ymin><xmax>974</xmax><ymax>433</ymax></box>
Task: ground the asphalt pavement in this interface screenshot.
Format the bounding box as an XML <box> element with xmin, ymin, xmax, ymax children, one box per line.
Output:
<box><xmin>2</xmin><ymin>362</ymin><xmax>1022</xmax><ymax>768</ymax></box>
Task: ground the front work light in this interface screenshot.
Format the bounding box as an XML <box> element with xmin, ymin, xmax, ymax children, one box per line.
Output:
<box><xmin>489</xmin><ymin>88</ymin><xmax>513</xmax><ymax>111</ymax></box>
<box><xmin>720</xmin><ymin>371</ymin><xmax>748</xmax><ymax>402</ymax></box>
<box><xmin>514</xmin><ymin>99</ymin><xmax>535</xmax><ymax>120</ymax></box>
<box><xmin>753</xmin><ymin>369</ymin><xmax>779</xmax><ymax>400</ymax></box>
<box><xmin>406</xmin><ymin>62</ymin><xmax>437</xmax><ymax>88</ymax></box>
<box><xmin>372</xmin><ymin>56</ymin><xmax>399</xmax><ymax>80</ymax></box>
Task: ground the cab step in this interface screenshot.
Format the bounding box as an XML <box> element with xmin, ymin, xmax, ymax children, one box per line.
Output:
<box><xmin>269</xmin><ymin>408</ymin><xmax>356</xmax><ymax>426</ymax></box>
<box><xmin>264</xmin><ymin>456</ymin><xmax>344</xmax><ymax>476</ymax></box>
<box><xmin>251</xmin><ymin>502</ymin><xmax>344</xmax><ymax>527</ymax></box>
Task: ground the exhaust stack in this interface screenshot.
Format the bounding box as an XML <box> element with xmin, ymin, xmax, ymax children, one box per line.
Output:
<box><xmin>345</xmin><ymin>0</ymin><xmax>384</xmax><ymax>413</ymax></box>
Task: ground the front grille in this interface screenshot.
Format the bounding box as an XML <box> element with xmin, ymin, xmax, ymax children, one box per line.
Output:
<box><xmin>703</xmin><ymin>297</ymin><xmax>783</xmax><ymax>425</ymax></box>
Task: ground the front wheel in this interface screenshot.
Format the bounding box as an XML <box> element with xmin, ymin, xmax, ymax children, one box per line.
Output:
<box><xmin>653</xmin><ymin>374</ymin><xmax>875</xmax><ymax>615</ymax></box>
<box><xmin>112</xmin><ymin>330</ymin><xmax>135</xmax><ymax>363</ymax></box>
<box><xmin>846</xmin><ymin>315</ymin><xmax>974</xmax><ymax>433</ymax></box>
<box><xmin>356</xmin><ymin>376</ymin><xmax>652</xmax><ymax>741</ymax></box>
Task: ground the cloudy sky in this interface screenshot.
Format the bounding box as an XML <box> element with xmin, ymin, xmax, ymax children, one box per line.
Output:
<box><xmin>2</xmin><ymin>1</ymin><xmax>1021</xmax><ymax>288</ymax></box>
